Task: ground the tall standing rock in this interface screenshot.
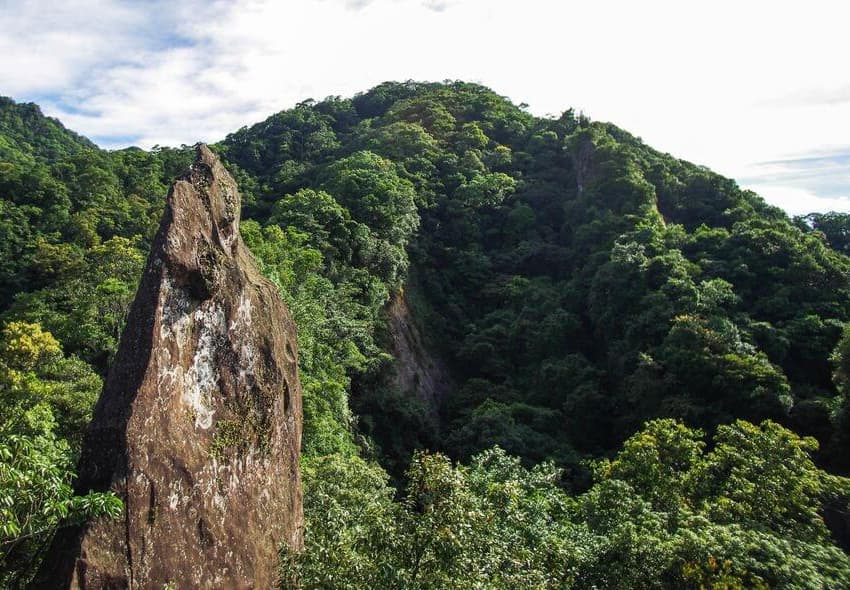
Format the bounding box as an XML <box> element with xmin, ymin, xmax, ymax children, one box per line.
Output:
<box><xmin>36</xmin><ymin>145</ymin><xmax>303</xmax><ymax>588</ymax></box>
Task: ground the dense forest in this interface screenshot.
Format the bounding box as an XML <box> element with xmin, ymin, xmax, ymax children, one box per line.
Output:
<box><xmin>2</xmin><ymin>82</ymin><xmax>850</xmax><ymax>588</ymax></box>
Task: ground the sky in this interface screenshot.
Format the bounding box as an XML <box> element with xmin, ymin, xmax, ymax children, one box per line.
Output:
<box><xmin>1</xmin><ymin>0</ymin><xmax>849</xmax><ymax>215</ymax></box>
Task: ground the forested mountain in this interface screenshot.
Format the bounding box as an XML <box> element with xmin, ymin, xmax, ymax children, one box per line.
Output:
<box><xmin>2</xmin><ymin>82</ymin><xmax>850</xmax><ymax>588</ymax></box>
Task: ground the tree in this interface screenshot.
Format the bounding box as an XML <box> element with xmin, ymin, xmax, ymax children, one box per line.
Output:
<box><xmin>5</xmin><ymin>237</ymin><xmax>144</xmax><ymax>372</ymax></box>
<box><xmin>0</xmin><ymin>321</ymin><xmax>120</xmax><ymax>586</ymax></box>
<box><xmin>320</xmin><ymin>151</ymin><xmax>419</xmax><ymax>246</ymax></box>
<box><xmin>0</xmin><ymin>321</ymin><xmax>100</xmax><ymax>447</ymax></box>
<box><xmin>591</xmin><ymin>418</ymin><xmax>850</xmax><ymax>588</ymax></box>
<box><xmin>280</xmin><ymin>454</ymin><xmax>401</xmax><ymax>589</ymax></box>
<box><xmin>0</xmin><ymin>433</ymin><xmax>123</xmax><ymax>587</ymax></box>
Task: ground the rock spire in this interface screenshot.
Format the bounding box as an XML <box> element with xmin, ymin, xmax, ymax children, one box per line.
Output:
<box><xmin>36</xmin><ymin>145</ymin><xmax>303</xmax><ymax>589</ymax></box>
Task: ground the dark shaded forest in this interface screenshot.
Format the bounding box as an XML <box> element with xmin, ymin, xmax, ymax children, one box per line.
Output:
<box><xmin>2</xmin><ymin>83</ymin><xmax>850</xmax><ymax>588</ymax></box>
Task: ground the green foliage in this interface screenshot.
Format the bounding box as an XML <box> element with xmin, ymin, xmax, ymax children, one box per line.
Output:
<box><xmin>284</xmin><ymin>448</ymin><xmax>583</xmax><ymax>590</ymax></box>
<box><xmin>318</xmin><ymin>151</ymin><xmax>419</xmax><ymax>288</ymax></box>
<box><xmin>0</xmin><ymin>322</ymin><xmax>100</xmax><ymax>447</ymax></box>
<box><xmin>0</xmin><ymin>321</ymin><xmax>120</xmax><ymax>586</ymax></box>
<box><xmin>455</xmin><ymin>171</ymin><xmax>516</xmax><ymax>208</ymax></box>
<box><xmin>5</xmin><ymin>237</ymin><xmax>145</xmax><ymax>372</ymax></box>
<box><xmin>695</xmin><ymin>420</ymin><xmax>840</xmax><ymax>541</ymax></box>
<box><xmin>286</xmin><ymin>420</ymin><xmax>850</xmax><ymax>589</ymax></box>
<box><xmin>0</xmin><ymin>433</ymin><xmax>123</xmax><ymax>588</ymax></box>
<box><xmin>216</xmin><ymin>81</ymin><xmax>850</xmax><ymax>475</ymax></box>
<box><xmin>589</xmin><ymin>419</ymin><xmax>850</xmax><ymax>589</ymax></box>
<box><xmin>0</xmin><ymin>98</ymin><xmax>95</xmax><ymax>165</ymax></box>
<box><xmin>281</xmin><ymin>454</ymin><xmax>401</xmax><ymax>589</ymax></box>
<box><xmin>795</xmin><ymin>211</ymin><xmax>850</xmax><ymax>255</ymax></box>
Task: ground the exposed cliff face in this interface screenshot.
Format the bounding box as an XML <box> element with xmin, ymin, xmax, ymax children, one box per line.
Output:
<box><xmin>36</xmin><ymin>145</ymin><xmax>303</xmax><ymax>589</ymax></box>
<box><xmin>385</xmin><ymin>291</ymin><xmax>452</xmax><ymax>418</ymax></box>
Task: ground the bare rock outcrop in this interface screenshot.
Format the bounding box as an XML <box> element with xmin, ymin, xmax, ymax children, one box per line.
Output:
<box><xmin>35</xmin><ymin>145</ymin><xmax>303</xmax><ymax>589</ymax></box>
<box><xmin>385</xmin><ymin>291</ymin><xmax>452</xmax><ymax>418</ymax></box>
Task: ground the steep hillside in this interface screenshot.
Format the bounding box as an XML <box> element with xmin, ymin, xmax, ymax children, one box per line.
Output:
<box><xmin>0</xmin><ymin>98</ymin><xmax>95</xmax><ymax>165</ymax></box>
<box><xmin>217</xmin><ymin>81</ymin><xmax>850</xmax><ymax>476</ymax></box>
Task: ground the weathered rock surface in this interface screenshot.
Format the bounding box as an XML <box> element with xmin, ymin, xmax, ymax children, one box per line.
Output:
<box><xmin>385</xmin><ymin>291</ymin><xmax>452</xmax><ymax>418</ymax></box>
<box><xmin>35</xmin><ymin>145</ymin><xmax>303</xmax><ymax>589</ymax></box>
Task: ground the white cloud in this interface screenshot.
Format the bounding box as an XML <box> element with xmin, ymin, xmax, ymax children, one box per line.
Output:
<box><xmin>742</xmin><ymin>184</ymin><xmax>850</xmax><ymax>216</ymax></box>
<box><xmin>0</xmin><ymin>1</ymin><xmax>149</xmax><ymax>94</ymax></box>
<box><xmin>1</xmin><ymin>0</ymin><xmax>848</xmax><ymax>214</ymax></box>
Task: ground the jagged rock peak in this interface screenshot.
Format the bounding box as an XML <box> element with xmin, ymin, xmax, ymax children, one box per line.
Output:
<box><xmin>36</xmin><ymin>144</ymin><xmax>304</xmax><ymax>589</ymax></box>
